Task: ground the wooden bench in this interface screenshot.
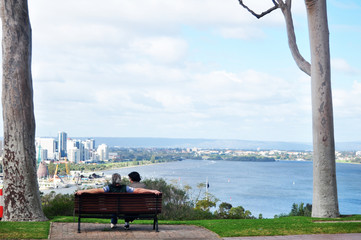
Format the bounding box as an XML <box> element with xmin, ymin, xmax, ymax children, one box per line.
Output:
<box><xmin>74</xmin><ymin>193</ymin><xmax>162</xmax><ymax>233</ymax></box>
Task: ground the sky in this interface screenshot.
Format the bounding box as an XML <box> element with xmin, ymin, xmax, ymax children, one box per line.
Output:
<box><xmin>0</xmin><ymin>0</ymin><xmax>360</xmax><ymax>143</ymax></box>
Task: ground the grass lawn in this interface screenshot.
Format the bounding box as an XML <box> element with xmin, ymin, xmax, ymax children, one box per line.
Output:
<box><xmin>181</xmin><ymin>216</ymin><xmax>361</xmax><ymax>237</ymax></box>
<box><xmin>1</xmin><ymin>215</ymin><xmax>360</xmax><ymax>239</ymax></box>
<box><xmin>0</xmin><ymin>221</ymin><xmax>50</xmax><ymax>239</ymax></box>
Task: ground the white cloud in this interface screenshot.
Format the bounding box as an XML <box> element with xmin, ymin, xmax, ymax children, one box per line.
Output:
<box><xmin>331</xmin><ymin>58</ymin><xmax>358</xmax><ymax>74</ymax></box>
<box><xmin>333</xmin><ymin>81</ymin><xmax>361</xmax><ymax>117</ymax></box>
<box><xmin>146</xmin><ymin>90</ymin><xmax>193</xmax><ymax>112</ymax></box>
<box><xmin>130</xmin><ymin>37</ymin><xmax>188</xmax><ymax>63</ymax></box>
<box><xmin>218</xmin><ymin>27</ymin><xmax>265</xmax><ymax>40</ymax></box>
<box><xmin>29</xmin><ymin>0</ymin><xmax>286</xmax><ymax>44</ymax></box>
<box><xmin>0</xmin><ymin>0</ymin><xmax>359</xmax><ymax>142</ymax></box>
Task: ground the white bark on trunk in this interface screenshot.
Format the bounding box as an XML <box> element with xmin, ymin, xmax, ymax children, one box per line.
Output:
<box><xmin>305</xmin><ymin>0</ymin><xmax>339</xmax><ymax>218</ymax></box>
<box><xmin>0</xmin><ymin>0</ymin><xmax>47</xmax><ymax>221</ymax></box>
<box><xmin>239</xmin><ymin>0</ymin><xmax>340</xmax><ymax>218</ymax></box>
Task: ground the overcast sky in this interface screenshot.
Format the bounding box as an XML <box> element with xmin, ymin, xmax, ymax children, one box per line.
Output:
<box><xmin>1</xmin><ymin>0</ymin><xmax>360</xmax><ymax>142</ymax></box>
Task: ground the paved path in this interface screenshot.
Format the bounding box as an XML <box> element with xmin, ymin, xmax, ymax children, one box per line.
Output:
<box><xmin>49</xmin><ymin>222</ymin><xmax>221</xmax><ymax>239</ymax></box>
<box><xmin>49</xmin><ymin>222</ymin><xmax>361</xmax><ymax>240</ymax></box>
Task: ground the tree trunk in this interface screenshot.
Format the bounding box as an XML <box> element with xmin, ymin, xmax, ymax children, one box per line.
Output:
<box><xmin>0</xmin><ymin>0</ymin><xmax>47</xmax><ymax>221</ymax></box>
<box><xmin>305</xmin><ymin>0</ymin><xmax>339</xmax><ymax>218</ymax></box>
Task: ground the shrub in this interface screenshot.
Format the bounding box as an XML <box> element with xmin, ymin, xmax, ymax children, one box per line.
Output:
<box><xmin>41</xmin><ymin>191</ymin><xmax>74</xmax><ymax>218</ymax></box>
<box><xmin>195</xmin><ymin>193</ymin><xmax>218</xmax><ymax>212</ymax></box>
<box><xmin>289</xmin><ymin>202</ymin><xmax>312</xmax><ymax>217</ymax></box>
<box><xmin>143</xmin><ymin>178</ymin><xmax>222</xmax><ymax>220</ymax></box>
<box><xmin>215</xmin><ymin>202</ymin><xmax>233</xmax><ymax>219</ymax></box>
<box><xmin>275</xmin><ymin>202</ymin><xmax>312</xmax><ymax>218</ymax></box>
<box><xmin>142</xmin><ymin>178</ymin><xmax>196</xmax><ymax>220</ymax></box>
<box><xmin>214</xmin><ymin>202</ymin><xmax>255</xmax><ymax>219</ymax></box>
<box><xmin>228</xmin><ymin>206</ymin><xmax>255</xmax><ymax>219</ymax></box>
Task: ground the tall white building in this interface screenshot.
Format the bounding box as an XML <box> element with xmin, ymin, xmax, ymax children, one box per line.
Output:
<box><xmin>67</xmin><ymin>148</ymin><xmax>80</xmax><ymax>163</ymax></box>
<box><xmin>67</xmin><ymin>139</ymin><xmax>86</xmax><ymax>162</ymax></box>
<box><xmin>35</xmin><ymin>138</ymin><xmax>57</xmax><ymax>160</ymax></box>
<box><xmin>97</xmin><ymin>144</ymin><xmax>109</xmax><ymax>161</ymax></box>
<box><xmin>83</xmin><ymin>139</ymin><xmax>95</xmax><ymax>150</ymax></box>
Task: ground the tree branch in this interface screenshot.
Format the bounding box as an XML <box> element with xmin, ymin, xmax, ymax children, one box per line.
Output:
<box><xmin>237</xmin><ymin>0</ymin><xmax>311</xmax><ymax>76</ymax></box>
<box><xmin>277</xmin><ymin>0</ymin><xmax>311</xmax><ymax>76</ymax></box>
<box><xmin>238</xmin><ymin>0</ymin><xmax>279</xmax><ymax>19</ymax></box>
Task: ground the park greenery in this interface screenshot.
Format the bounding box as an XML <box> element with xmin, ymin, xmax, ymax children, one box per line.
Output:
<box><xmin>1</xmin><ymin>177</ymin><xmax>359</xmax><ymax>239</ymax></box>
<box><xmin>1</xmin><ymin>215</ymin><xmax>360</xmax><ymax>239</ymax></box>
<box><xmin>40</xmin><ymin>177</ymin><xmax>312</xmax><ymax>220</ymax></box>
<box><xmin>40</xmin><ymin>178</ymin><xmax>256</xmax><ymax>220</ymax></box>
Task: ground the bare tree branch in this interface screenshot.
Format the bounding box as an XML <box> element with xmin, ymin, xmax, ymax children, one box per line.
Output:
<box><xmin>277</xmin><ymin>0</ymin><xmax>311</xmax><ymax>75</ymax></box>
<box><xmin>238</xmin><ymin>0</ymin><xmax>279</xmax><ymax>19</ymax></box>
<box><xmin>238</xmin><ymin>0</ymin><xmax>311</xmax><ymax>76</ymax></box>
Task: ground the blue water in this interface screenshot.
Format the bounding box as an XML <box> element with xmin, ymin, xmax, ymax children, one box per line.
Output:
<box><xmin>47</xmin><ymin>160</ymin><xmax>361</xmax><ymax>218</ymax></box>
<box><xmin>103</xmin><ymin>160</ymin><xmax>361</xmax><ymax>218</ymax></box>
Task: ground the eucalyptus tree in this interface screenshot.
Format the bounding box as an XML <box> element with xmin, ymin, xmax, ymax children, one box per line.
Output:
<box><xmin>238</xmin><ymin>0</ymin><xmax>339</xmax><ymax>218</ymax></box>
<box><xmin>0</xmin><ymin>0</ymin><xmax>47</xmax><ymax>221</ymax></box>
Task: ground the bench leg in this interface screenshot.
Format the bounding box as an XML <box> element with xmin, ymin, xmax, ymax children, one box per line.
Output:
<box><xmin>78</xmin><ymin>216</ymin><xmax>81</xmax><ymax>233</ymax></box>
<box><xmin>153</xmin><ymin>217</ymin><xmax>159</xmax><ymax>232</ymax></box>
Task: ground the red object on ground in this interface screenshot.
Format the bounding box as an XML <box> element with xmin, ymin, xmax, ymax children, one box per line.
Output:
<box><xmin>0</xmin><ymin>188</ymin><xmax>3</xmax><ymax>219</ymax></box>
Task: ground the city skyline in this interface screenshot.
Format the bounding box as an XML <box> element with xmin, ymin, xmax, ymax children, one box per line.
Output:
<box><xmin>0</xmin><ymin>1</ymin><xmax>360</xmax><ymax>143</ymax></box>
<box><xmin>35</xmin><ymin>134</ymin><xmax>109</xmax><ymax>163</ymax></box>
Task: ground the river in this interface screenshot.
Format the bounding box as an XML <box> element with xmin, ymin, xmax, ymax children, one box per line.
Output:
<box><xmin>43</xmin><ymin>160</ymin><xmax>361</xmax><ymax>218</ymax></box>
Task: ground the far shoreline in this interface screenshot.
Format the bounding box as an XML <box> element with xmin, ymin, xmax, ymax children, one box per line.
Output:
<box><xmin>79</xmin><ymin>158</ymin><xmax>360</xmax><ymax>178</ymax></box>
<box><xmin>88</xmin><ymin>161</ymin><xmax>170</xmax><ymax>176</ymax></box>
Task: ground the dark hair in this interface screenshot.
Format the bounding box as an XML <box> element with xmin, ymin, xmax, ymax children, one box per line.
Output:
<box><xmin>128</xmin><ymin>171</ymin><xmax>141</xmax><ymax>182</ymax></box>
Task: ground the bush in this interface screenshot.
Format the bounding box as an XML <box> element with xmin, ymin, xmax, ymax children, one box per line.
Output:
<box><xmin>215</xmin><ymin>203</ymin><xmax>255</xmax><ymax>219</ymax></box>
<box><xmin>41</xmin><ymin>191</ymin><xmax>74</xmax><ymax>218</ymax></box>
<box><xmin>142</xmin><ymin>178</ymin><xmax>196</xmax><ymax>220</ymax></box>
<box><xmin>216</xmin><ymin>202</ymin><xmax>233</xmax><ymax>219</ymax></box>
<box><xmin>143</xmin><ymin>178</ymin><xmax>221</xmax><ymax>220</ymax></box>
<box><xmin>275</xmin><ymin>202</ymin><xmax>312</xmax><ymax>218</ymax></box>
<box><xmin>195</xmin><ymin>193</ymin><xmax>218</xmax><ymax>212</ymax></box>
<box><xmin>229</xmin><ymin>206</ymin><xmax>254</xmax><ymax>219</ymax></box>
<box><xmin>289</xmin><ymin>202</ymin><xmax>312</xmax><ymax>217</ymax></box>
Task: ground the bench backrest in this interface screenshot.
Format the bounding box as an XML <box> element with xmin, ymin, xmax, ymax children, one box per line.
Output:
<box><xmin>74</xmin><ymin>193</ymin><xmax>162</xmax><ymax>215</ymax></box>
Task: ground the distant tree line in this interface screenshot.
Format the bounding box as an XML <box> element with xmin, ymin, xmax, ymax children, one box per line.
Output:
<box><xmin>205</xmin><ymin>154</ymin><xmax>275</xmax><ymax>162</ymax></box>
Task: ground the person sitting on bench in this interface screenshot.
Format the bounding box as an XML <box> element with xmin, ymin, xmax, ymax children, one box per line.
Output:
<box><xmin>76</xmin><ymin>173</ymin><xmax>160</xmax><ymax>230</ymax></box>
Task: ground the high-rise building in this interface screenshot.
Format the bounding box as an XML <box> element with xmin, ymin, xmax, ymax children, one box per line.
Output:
<box><xmin>67</xmin><ymin>139</ymin><xmax>85</xmax><ymax>162</ymax></box>
<box><xmin>67</xmin><ymin>148</ymin><xmax>80</xmax><ymax>163</ymax></box>
<box><xmin>39</xmin><ymin>149</ymin><xmax>48</xmax><ymax>162</ymax></box>
<box><xmin>82</xmin><ymin>139</ymin><xmax>95</xmax><ymax>161</ymax></box>
<box><xmin>58</xmin><ymin>131</ymin><xmax>67</xmax><ymax>158</ymax></box>
<box><xmin>97</xmin><ymin>144</ymin><xmax>109</xmax><ymax>161</ymax></box>
<box><xmin>83</xmin><ymin>139</ymin><xmax>95</xmax><ymax>150</ymax></box>
<box><xmin>35</xmin><ymin>138</ymin><xmax>57</xmax><ymax>160</ymax></box>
